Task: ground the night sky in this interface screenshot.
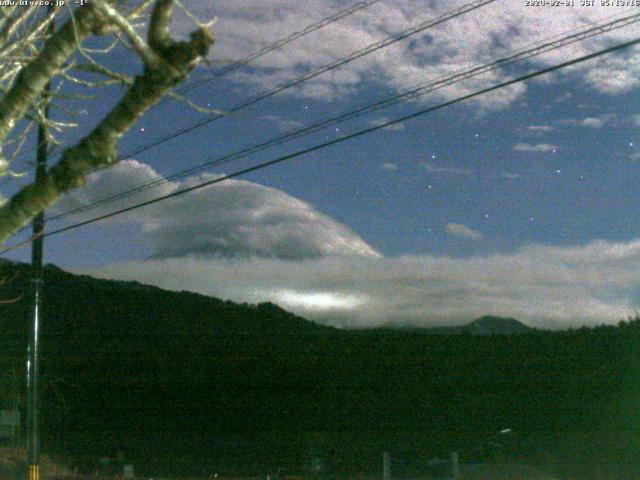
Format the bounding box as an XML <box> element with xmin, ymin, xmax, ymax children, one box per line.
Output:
<box><xmin>3</xmin><ymin>0</ymin><xmax>640</xmax><ymax>329</ymax></box>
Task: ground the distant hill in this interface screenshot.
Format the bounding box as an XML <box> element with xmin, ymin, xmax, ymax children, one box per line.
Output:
<box><xmin>355</xmin><ymin>315</ymin><xmax>533</xmax><ymax>336</ymax></box>
<box><xmin>0</xmin><ymin>259</ymin><xmax>532</xmax><ymax>338</ymax></box>
<box><xmin>1</xmin><ymin>260</ymin><xmax>638</xmax><ymax>478</ymax></box>
<box><xmin>0</xmin><ymin>259</ymin><xmax>340</xmax><ymax>339</ymax></box>
<box><xmin>466</xmin><ymin>315</ymin><xmax>532</xmax><ymax>335</ymax></box>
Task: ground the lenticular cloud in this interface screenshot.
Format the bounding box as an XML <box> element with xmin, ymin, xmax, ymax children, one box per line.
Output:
<box><xmin>56</xmin><ymin>160</ymin><xmax>381</xmax><ymax>260</ymax></box>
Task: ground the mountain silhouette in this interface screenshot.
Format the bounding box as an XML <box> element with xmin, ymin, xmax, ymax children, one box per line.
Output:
<box><xmin>466</xmin><ymin>315</ymin><xmax>532</xmax><ymax>335</ymax></box>
<box><xmin>358</xmin><ymin>315</ymin><xmax>533</xmax><ymax>336</ymax></box>
<box><xmin>0</xmin><ymin>260</ymin><xmax>638</xmax><ymax>479</ymax></box>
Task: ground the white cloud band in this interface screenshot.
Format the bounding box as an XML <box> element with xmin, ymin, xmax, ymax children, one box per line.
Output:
<box><xmin>61</xmin><ymin>161</ymin><xmax>639</xmax><ymax>331</ymax></box>
<box><xmin>82</xmin><ymin>238</ymin><xmax>638</xmax><ymax>330</ymax></box>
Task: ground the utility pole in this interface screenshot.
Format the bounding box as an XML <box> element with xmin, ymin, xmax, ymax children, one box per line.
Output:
<box><xmin>382</xmin><ymin>451</ymin><xmax>391</xmax><ymax>480</ymax></box>
<box><xmin>27</xmin><ymin>7</ymin><xmax>54</xmax><ymax>480</ymax></box>
<box><xmin>26</xmin><ymin>87</ymin><xmax>48</xmax><ymax>480</ymax></box>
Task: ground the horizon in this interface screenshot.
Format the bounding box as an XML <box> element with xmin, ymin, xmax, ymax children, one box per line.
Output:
<box><xmin>3</xmin><ymin>3</ymin><xmax>640</xmax><ymax>479</ymax></box>
<box><xmin>2</xmin><ymin>1</ymin><xmax>640</xmax><ymax>330</ymax></box>
<box><xmin>4</xmin><ymin>257</ymin><xmax>630</xmax><ymax>332</ymax></box>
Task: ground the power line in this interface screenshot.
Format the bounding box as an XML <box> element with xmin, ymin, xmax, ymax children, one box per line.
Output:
<box><xmin>46</xmin><ymin>11</ymin><xmax>640</xmax><ymax>222</ymax></box>
<box><xmin>22</xmin><ymin>0</ymin><xmax>494</xmax><ymax>222</ymax></box>
<box><xmin>118</xmin><ymin>0</ymin><xmax>497</xmax><ymax>160</ymax></box>
<box><xmin>41</xmin><ymin>0</ymin><xmax>496</xmax><ymax>221</ymax></box>
<box><xmin>5</xmin><ymin>34</ymin><xmax>634</xmax><ymax>250</ymax></box>
<box><xmin>175</xmin><ymin>0</ymin><xmax>385</xmax><ymax>95</ymax></box>
<box><xmin>6</xmin><ymin>0</ymin><xmax>386</xmax><ymax>172</ymax></box>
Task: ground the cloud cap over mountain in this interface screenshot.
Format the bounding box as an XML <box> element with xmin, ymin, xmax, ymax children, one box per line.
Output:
<box><xmin>61</xmin><ymin>163</ymin><xmax>639</xmax><ymax>331</ymax></box>
<box><xmin>56</xmin><ymin>160</ymin><xmax>381</xmax><ymax>260</ymax></box>
<box><xmin>81</xmin><ymin>239</ymin><xmax>639</xmax><ymax>331</ymax></box>
<box><xmin>147</xmin><ymin>173</ymin><xmax>381</xmax><ymax>260</ymax></box>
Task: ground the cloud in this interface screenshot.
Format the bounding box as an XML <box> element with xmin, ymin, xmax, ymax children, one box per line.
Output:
<box><xmin>173</xmin><ymin>1</ymin><xmax>640</xmax><ymax>110</ymax></box>
<box><xmin>260</xmin><ymin>115</ymin><xmax>305</xmax><ymax>131</ymax></box>
<box><xmin>580</xmin><ymin>117</ymin><xmax>606</xmax><ymax>128</ymax></box>
<box><xmin>56</xmin><ymin>160</ymin><xmax>381</xmax><ymax>260</ymax></box>
<box><xmin>82</xmin><ymin>237</ymin><xmax>640</xmax><ymax>330</ymax></box>
<box><xmin>526</xmin><ymin>125</ymin><xmax>553</xmax><ymax>135</ymax></box>
<box><xmin>422</xmin><ymin>162</ymin><xmax>471</xmax><ymax>175</ymax></box>
<box><xmin>380</xmin><ymin>162</ymin><xmax>398</xmax><ymax>171</ymax></box>
<box><xmin>562</xmin><ymin>114</ymin><xmax>616</xmax><ymax>129</ymax></box>
<box><xmin>63</xmin><ymin>162</ymin><xmax>640</xmax><ymax>331</ymax></box>
<box><xmin>53</xmin><ymin>160</ymin><xmax>177</xmax><ymax>224</ymax></box>
<box><xmin>501</xmin><ymin>172</ymin><xmax>524</xmax><ymax>179</ymax></box>
<box><xmin>369</xmin><ymin>117</ymin><xmax>406</xmax><ymax>131</ymax></box>
<box><xmin>555</xmin><ymin>92</ymin><xmax>574</xmax><ymax>103</ymax></box>
<box><xmin>445</xmin><ymin>223</ymin><xmax>484</xmax><ymax>241</ymax></box>
<box><xmin>629</xmin><ymin>151</ymin><xmax>640</xmax><ymax>163</ymax></box>
<box><xmin>583</xmin><ymin>53</ymin><xmax>640</xmax><ymax>95</ymax></box>
<box><xmin>513</xmin><ymin>143</ymin><xmax>558</xmax><ymax>153</ymax></box>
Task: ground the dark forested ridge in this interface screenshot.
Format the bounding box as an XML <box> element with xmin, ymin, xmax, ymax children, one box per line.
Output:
<box><xmin>354</xmin><ymin>315</ymin><xmax>533</xmax><ymax>336</ymax></box>
<box><xmin>1</xmin><ymin>260</ymin><xmax>640</xmax><ymax>478</ymax></box>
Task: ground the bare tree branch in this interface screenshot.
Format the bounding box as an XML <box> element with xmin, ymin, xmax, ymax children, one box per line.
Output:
<box><xmin>0</xmin><ymin>1</ymin><xmax>214</xmax><ymax>243</ymax></box>
<box><xmin>127</xmin><ymin>0</ymin><xmax>156</xmax><ymax>20</ymax></box>
<box><xmin>0</xmin><ymin>5</ymin><xmax>39</xmax><ymax>45</ymax></box>
<box><xmin>91</xmin><ymin>0</ymin><xmax>160</xmax><ymax>68</ymax></box>
<box><xmin>0</xmin><ymin>5</ymin><xmax>102</xmax><ymax>145</ymax></box>
<box><xmin>148</xmin><ymin>0</ymin><xmax>173</xmax><ymax>52</ymax></box>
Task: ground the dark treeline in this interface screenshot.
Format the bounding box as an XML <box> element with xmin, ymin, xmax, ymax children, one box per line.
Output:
<box><xmin>1</xmin><ymin>260</ymin><xmax>640</xmax><ymax>478</ymax></box>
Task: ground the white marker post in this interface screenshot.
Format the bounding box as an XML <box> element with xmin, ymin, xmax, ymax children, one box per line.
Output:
<box><xmin>383</xmin><ymin>451</ymin><xmax>391</xmax><ymax>480</ymax></box>
<box><xmin>452</xmin><ymin>451</ymin><xmax>460</xmax><ymax>479</ymax></box>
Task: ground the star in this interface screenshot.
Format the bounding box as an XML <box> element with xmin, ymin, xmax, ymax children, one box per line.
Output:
<box><xmin>474</xmin><ymin>133</ymin><xmax>479</xmax><ymax>138</ymax></box>
<box><xmin>140</xmin><ymin>128</ymin><xmax>145</xmax><ymax>133</ymax></box>
<box><xmin>529</xmin><ymin>217</ymin><xmax>534</xmax><ymax>222</ymax></box>
<box><xmin>431</xmin><ymin>154</ymin><xmax>436</xmax><ymax>159</ymax></box>
<box><xmin>630</xmin><ymin>142</ymin><xmax>635</xmax><ymax>147</ymax></box>
<box><xmin>556</xmin><ymin>169</ymin><xmax>561</xmax><ymax>174</ymax></box>
<box><xmin>484</xmin><ymin>213</ymin><xmax>490</xmax><ymax>219</ymax></box>
<box><xmin>427</xmin><ymin>185</ymin><xmax>432</xmax><ymax>190</ymax></box>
